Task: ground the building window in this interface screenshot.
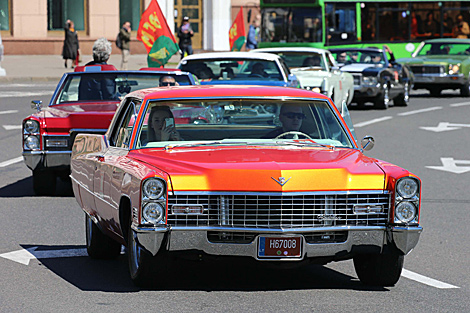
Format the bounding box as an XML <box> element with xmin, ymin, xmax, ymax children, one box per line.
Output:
<box><xmin>0</xmin><ymin>0</ymin><xmax>9</xmax><ymax>31</ymax></box>
<box><xmin>47</xmin><ymin>0</ymin><xmax>85</xmax><ymax>31</ymax></box>
<box><xmin>120</xmin><ymin>0</ymin><xmax>143</xmax><ymax>28</ymax></box>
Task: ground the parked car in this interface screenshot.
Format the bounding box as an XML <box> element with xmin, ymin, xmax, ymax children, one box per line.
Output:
<box><xmin>70</xmin><ymin>84</ymin><xmax>422</xmax><ymax>287</ymax></box>
<box><xmin>396</xmin><ymin>38</ymin><xmax>470</xmax><ymax>96</ymax></box>
<box><xmin>252</xmin><ymin>47</ymin><xmax>354</xmax><ymax>112</ymax></box>
<box><xmin>177</xmin><ymin>51</ymin><xmax>300</xmax><ymax>88</ymax></box>
<box><xmin>22</xmin><ymin>65</ymin><xmax>198</xmax><ymax>196</ymax></box>
<box><xmin>330</xmin><ymin>47</ymin><xmax>413</xmax><ymax>109</ymax></box>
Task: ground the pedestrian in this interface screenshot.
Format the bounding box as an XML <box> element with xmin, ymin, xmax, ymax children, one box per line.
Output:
<box><xmin>246</xmin><ymin>16</ymin><xmax>260</xmax><ymax>50</ymax></box>
<box><xmin>118</xmin><ymin>21</ymin><xmax>131</xmax><ymax>70</ymax></box>
<box><xmin>62</xmin><ymin>19</ymin><xmax>79</xmax><ymax>68</ymax></box>
<box><xmin>177</xmin><ymin>16</ymin><xmax>194</xmax><ymax>59</ymax></box>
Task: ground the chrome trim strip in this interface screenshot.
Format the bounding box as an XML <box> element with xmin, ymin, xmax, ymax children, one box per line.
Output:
<box><xmin>134</xmin><ymin>225</ymin><xmax>386</xmax><ymax>233</ymax></box>
<box><xmin>22</xmin><ymin>150</ymin><xmax>72</xmax><ymax>155</ymax></box>
<box><xmin>69</xmin><ymin>128</ymin><xmax>108</xmax><ymax>133</ymax></box>
<box><xmin>43</xmin><ymin>134</ymin><xmax>70</xmax><ymax>138</ymax></box>
<box><xmin>172</xmin><ymin>190</ymin><xmax>391</xmax><ymax>196</ymax></box>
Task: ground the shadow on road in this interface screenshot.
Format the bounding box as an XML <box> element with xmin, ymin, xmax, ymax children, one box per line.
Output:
<box><xmin>21</xmin><ymin>244</ymin><xmax>389</xmax><ymax>293</ymax></box>
<box><xmin>0</xmin><ymin>177</ymin><xmax>73</xmax><ymax>198</ymax></box>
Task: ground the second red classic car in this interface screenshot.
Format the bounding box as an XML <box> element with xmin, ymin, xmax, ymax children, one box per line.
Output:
<box><xmin>22</xmin><ymin>65</ymin><xmax>197</xmax><ymax>195</ymax></box>
<box><xmin>70</xmin><ymin>85</ymin><xmax>422</xmax><ymax>287</ymax></box>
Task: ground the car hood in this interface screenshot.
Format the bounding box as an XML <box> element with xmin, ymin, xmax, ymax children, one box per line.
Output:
<box><xmin>41</xmin><ymin>102</ymin><xmax>119</xmax><ymax>132</ymax></box>
<box><xmin>130</xmin><ymin>146</ymin><xmax>386</xmax><ymax>192</ymax></box>
<box><xmin>340</xmin><ymin>63</ymin><xmax>381</xmax><ymax>73</ymax></box>
<box><xmin>397</xmin><ymin>55</ymin><xmax>467</xmax><ymax>65</ymax></box>
<box><xmin>290</xmin><ymin>69</ymin><xmax>327</xmax><ymax>86</ymax></box>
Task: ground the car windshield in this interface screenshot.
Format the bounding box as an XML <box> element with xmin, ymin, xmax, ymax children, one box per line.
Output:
<box><xmin>272</xmin><ymin>52</ymin><xmax>326</xmax><ymax>70</ymax></box>
<box><xmin>135</xmin><ymin>99</ymin><xmax>353</xmax><ymax>149</ymax></box>
<box><xmin>180</xmin><ymin>59</ymin><xmax>284</xmax><ymax>82</ymax></box>
<box><xmin>53</xmin><ymin>73</ymin><xmax>193</xmax><ymax>104</ymax></box>
<box><xmin>416</xmin><ymin>42</ymin><xmax>470</xmax><ymax>56</ymax></box>
<box><xmin>331</xmin><ymin>50</ymin><xmax>384</xmax><ymax>65</ymax></box>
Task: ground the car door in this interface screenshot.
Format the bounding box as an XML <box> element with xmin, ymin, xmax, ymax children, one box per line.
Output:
<box><xmin>93</xmin><ymin>98</ymin><xmax>140</xmax><ymax>235</ymax></box>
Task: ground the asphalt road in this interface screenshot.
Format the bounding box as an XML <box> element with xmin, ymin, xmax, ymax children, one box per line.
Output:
<box><xmin>0</xmin><ymin>82</ymin><xmax>469</xmax><ymax>312</ymax></box>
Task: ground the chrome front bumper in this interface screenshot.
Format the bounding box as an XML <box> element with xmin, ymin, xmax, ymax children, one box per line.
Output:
<box><xmin>133</xmin><ymin>225</ymin><xmax>422</xmax><ymax>260</ymax></box>
<box><xmin>23</xmin><ymin>150</ymin><xmax>71</xmax><ymax>170</ymax></box>
<box><xmin>353</xmin><ymin>84</ymin><xmax>381</xmax><ymax>98</ymax></box>
<box><xmin>413</xmin><ymin>74</ymin><xmax>465</xmax><ymax>85</ymax></box>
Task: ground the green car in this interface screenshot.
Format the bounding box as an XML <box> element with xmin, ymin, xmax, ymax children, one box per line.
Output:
<box><xmin>397</xmin><ymin>39</ymin><xmax>470</xmax><ymax>96</ymax></box>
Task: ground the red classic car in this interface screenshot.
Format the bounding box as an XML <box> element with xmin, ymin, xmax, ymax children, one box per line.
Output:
<box><xmin>70</xmin><ymin>85</ymin><xmax>422</xmax><ymax>287</ymax></box>
<box><xmin>22</xmin><ymin>65</ymin><xmax>198</xmax><ymax>195</ymax></box>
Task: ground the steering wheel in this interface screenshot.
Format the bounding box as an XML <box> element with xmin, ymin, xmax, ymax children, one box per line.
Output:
<box><xmin>275</xmin><ymin>131</ymin><xmax>313</xmax><ymax>140</ymax></box>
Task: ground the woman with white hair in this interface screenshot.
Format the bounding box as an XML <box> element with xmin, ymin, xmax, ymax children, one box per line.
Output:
<box><xmin>85</xmin><ymin>37</ymin><xmax>112</xmax><ymax>65</ymax></box>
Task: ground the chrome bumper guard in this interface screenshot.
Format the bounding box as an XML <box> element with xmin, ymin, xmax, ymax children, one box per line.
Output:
<box><xmin>132</xmin><ymin>225</ymin><xmax>422</xmax><ymax>260</ymax></box>
<box><xmin>22</xmin><ymin>150</ymin><xmax>71</xmax><ymax>170</ymax></box>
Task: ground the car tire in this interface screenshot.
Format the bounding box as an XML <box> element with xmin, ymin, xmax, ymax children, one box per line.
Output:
<box><xmin>128</xmin><ymin>223</ymin><xmax>166</xmax><ymax>287</ymax></box>
<box><xmin>374</xmin><ymin>86</ymin><xmax>390</xmax><ymax>110</ymax></box>
<box><xmin>85</xmin><ymin>213</ymin><xmax>122</xmax><ymax>259</ymax></box>
<box><xmin>460</xmin><ymin>80</ymin><xmax>470</xmax><ymax>97</ymax></box>
<box><xmin>353</xmin><ymin>251</ymin><xmax>404</xmax><ymax>286</ymax></box>
<box><xmin>430</xmin><ymin>88</ymin><xmax>441</xmax><ymax>97</ymax></box>
<box><xmin>32</xmin><ymin>169</ymin><xmax>56</xmax><ymax>196</ymax></box>
<box><xmin>394</xmin><ymin>82</ymin><xmax>410</xmax><ymax>107</ymax></box>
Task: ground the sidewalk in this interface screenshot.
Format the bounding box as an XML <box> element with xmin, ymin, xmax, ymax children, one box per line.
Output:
<box><xmin>0</xmin><ymin>53</ymin><xmax>182</xmax><ymax>82</ymax></box>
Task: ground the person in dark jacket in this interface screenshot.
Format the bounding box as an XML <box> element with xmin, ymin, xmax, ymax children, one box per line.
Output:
<box><xmin>62</xmin><ymin>19</ymin><xmax>79</xmax><ymax>68</ymax></box>
<box><xmin>119</xmin><ymin>21</ymin><xmax>131</xmax><ymax>70</ymax></box>
<box><xmin>79</xmin><ymin>38</ymin><xmax>117</xmax><ymax>101</ymax></box>
<box><xmin>177</xmin><ymin>16</ymin><xmax>194</xmax><ymax>59</ymax></box>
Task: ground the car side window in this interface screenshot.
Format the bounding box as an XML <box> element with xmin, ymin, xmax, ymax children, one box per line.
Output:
<box><xmin>111</xmin><ymin>99</ymin><xmax>140</xmax><ymax>148</ymax></box>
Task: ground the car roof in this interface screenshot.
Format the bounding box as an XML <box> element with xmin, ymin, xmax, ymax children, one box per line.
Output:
<box><xmin>181</xmin><ymin>51</ymin><xmax>282</xmax><ymax>62</ymax></box>
<box><xmin>128</xmin><ymin>85</ymin><xmax>329</xmax><ymax>101</ymax></box>
<box><xmin>329</xmin><ymin>47</ymin><xmax>383</xmax><ymax>53</ymax></box>
<box><xmin>422</xmin><ymin>38</ymin><xmax>470</xmax><ymax>43</ymax></box>
<box><xmin>252</xmin><ymin>47</ymin><xmax>327</xmax><ymax>54</ymax></box>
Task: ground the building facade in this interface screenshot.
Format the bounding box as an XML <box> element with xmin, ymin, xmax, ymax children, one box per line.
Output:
<box><xmin>0</xmin><ymin>0</ymin><xmax>259</xmax><ymax>55</ymax></box>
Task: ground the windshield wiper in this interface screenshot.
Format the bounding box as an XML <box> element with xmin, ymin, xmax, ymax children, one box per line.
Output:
<box><xmin>275</xmin><ymin>140</ymin><xmax>334</xmax><ymax>149</ymax></box>
<box><xmin>164</xmin><ymin>141</ymin><xmax>250</xmax><ymax>150</ymax></box>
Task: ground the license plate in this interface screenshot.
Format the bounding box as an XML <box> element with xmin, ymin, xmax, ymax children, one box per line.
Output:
<box><xmin>258</xmin><ymin>236</ymin><xmax>302</xmax><ymax>259</ymax></box>
<box><xmin>415</xmin><ymin>76</ymin><xmax>434</xmax><ymax>82</ymax></box>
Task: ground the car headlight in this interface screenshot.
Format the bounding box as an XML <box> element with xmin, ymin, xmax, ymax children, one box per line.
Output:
<box><xmin>363</xmin><ymin>76</ymin><xmax>378</xmax><ymax>85</ymax></box>
<box><xmin>396</xmin><ymin>177</ymin><xmax>419</xmax><ymax>198</ymax></box>
<box><xmin>394</xmin><ymin>177</ymin><xmax>420</xmax><ymax>225</ymax></box>
<box><xmin>24</xmin><ymin>120</ymin><xmax>39</xmax><ymax>134</ymax></box>
<box><xmin>449</xmin><ymin>64</ymin><xmax>460</xmax><ymax>75</ymax></box>
<box><xmin>24</xmin><ymin>135</ymin><xmax>40</xmax><ymax>150</ymax></box>
<box><xmin>142</xmin><ymin>202</ymin><xmax>165</xmax><ymax>224</ymax></box>
<box><xmin>395</xmin><ymin>202</ymin><xmax>418</xmax><ymax>224</ymax></box>
<box><xmin>143</xmin><ymin>178</ymin><xmax>165</xmax><ymax>199</ymax></box>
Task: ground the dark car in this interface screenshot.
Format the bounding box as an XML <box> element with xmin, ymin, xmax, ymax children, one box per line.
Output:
<box><xmin>330</xmin><ymin>47</ymin><xmax>414</xmax><ymax>109</ymax></box>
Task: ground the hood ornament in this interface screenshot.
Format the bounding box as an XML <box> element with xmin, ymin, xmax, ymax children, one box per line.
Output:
<box><xmin>271</xmin><ymin>177</ymin><xmax>291</xmax><ymax>186</ymax></box>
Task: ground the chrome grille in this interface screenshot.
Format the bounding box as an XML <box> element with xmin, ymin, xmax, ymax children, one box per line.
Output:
<box><xmin>352</xmin><ymin>75</ymin><xmax>361</xmax><ymax>86</ymax></box>
<box><xmin>167</xmin><ymin>192</ymin><xmax>390</xmax><ymax>229</ymax></box>
<box><xmin>410</xmin><ymin>65</ymin><xmax>443</xmax><ymax>75</ymax></box>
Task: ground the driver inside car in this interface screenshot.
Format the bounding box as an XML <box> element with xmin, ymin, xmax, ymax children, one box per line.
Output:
<box><xmin>263</xmin><ymin>104</ymin><xmax>306</xmax><ymax>138</ymax></box>
<box><xmin>249</xmin><ymin>62</ymin><xmax>269</xmax><ymax>77</ymax></box>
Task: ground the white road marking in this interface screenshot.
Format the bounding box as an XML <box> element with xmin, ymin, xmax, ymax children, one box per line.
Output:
<box><xmin>0</xmin><ymin>91</ymin><xmax>54</xmax><ymax>99</ymax></box>
<box><xmin>426</xmin><ymin>157</ymin><xmax>470</xmax><ymax>174</ymax></box>
<box><xmin>0</xmin><ymin>156</ymin><xmax>23</xmax><ymax>168</ymax></box>
<box><xmin>0</xmin><ymin>246</ymin><xmax>89</xmax><ymax>266</ymax></box>
<box><xmin>397</xmin><ymin>106</ymin><xmax>442</xmax><ymax>116</ymax></box>
<box><xmin>420</xmin><ymin>122</ymin><xmax>470</xmax><ymax>133</ymax></box>
<box><xmin>3</xmin><ymin>125</ymin><xmax>22</xmax><ymax>130</ymax></box>
<box><xmin>450</xmin><ymin>101</ymin><xmax>470</xmax><ymax>107</ymax></box>
<box><xmin>0</xmin><ymin>110</ymin><xmax>19</xmax><ymax>115</ymax></box>
<box><xmin>354</xmin><ymin>116</ymin><xmax>393</xmax><ymax>128</ymax></box>
<box><xmin>402</xmin><ymin>269</ymin><xmax>459</xmax><ymax>289</ymax></box>
<box><xmin>0</xmin><ymin>83</ymin><xmax>56</xmax><ymax>88</ymax></box>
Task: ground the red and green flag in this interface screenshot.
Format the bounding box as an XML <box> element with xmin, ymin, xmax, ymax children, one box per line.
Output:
<box><xmin>137</xmin><ymin>0</ymin><xmax>179</xmax><ymax>67</ymax></box>
<box><xmin>229</xmin><ymin>7</ymin><xmax>246</xmax><ymax>51</ymax></box>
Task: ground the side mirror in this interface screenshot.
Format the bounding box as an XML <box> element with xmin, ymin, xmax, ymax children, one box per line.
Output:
<box><xmin>31</xmin><ymin>100</ymin><xmax>42</xmax><ymax>112</ymax></box>
<box><xmin>361</xmin><ymin>136</ymin><xmax>375</xmax><ymax>151</ymax></box>
<box><xmin>288</xmin><ymin>74</ymin><xmax>300</xmax><ymax>87</ymax></box>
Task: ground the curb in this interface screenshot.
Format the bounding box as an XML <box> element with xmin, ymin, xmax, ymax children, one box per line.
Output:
<box><xmin>0</xmin><ymin>76</ymin><xmax>61</xmax><ymax>83</ymax></box>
